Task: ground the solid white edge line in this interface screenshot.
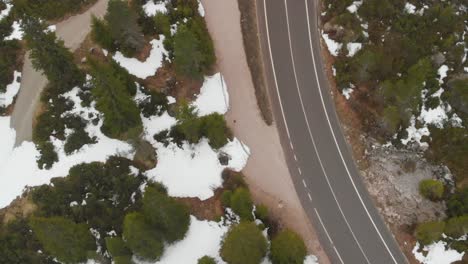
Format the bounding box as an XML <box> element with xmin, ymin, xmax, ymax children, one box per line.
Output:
<box><xmin>304</xmin><ymin>0</ymin><xmax>399</xmax><ymax>263</ymax></box>
<box><xmin>334</xmin><ymin>246</ymin><xmax>346</xmax><ymax>264</ymax></box>
<box><xmin>283</xmin><ymin>1</ymin><xmax>370</xmax><ymax>263</ymax></box>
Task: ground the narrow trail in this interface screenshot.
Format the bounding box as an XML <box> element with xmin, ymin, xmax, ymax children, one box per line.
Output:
<box><xmin>10</xmin><ymin>0</ymin><xmax>109</xmax><ymax>146</ymax></box>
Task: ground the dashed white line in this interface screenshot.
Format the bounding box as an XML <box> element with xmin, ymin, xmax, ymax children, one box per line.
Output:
<box><xmin>307</xmin><ymin>192</ymin><xmax>312</xmax><ymax>201</ymax></box>
<box><xmin>298</xmin><ymin>167</ymin><xmax>302</xmax><ymax>175</ymax></box>
<box><xmin>290</xmin><ymin>141</ymin><xmax>294</xmax><ymax>150</ymax></box>
<box><xmin>302</xmin><ymin>179</ymin><xmax>307</xmax><ymax>188</ymax></box>
<box><xmin>293</xmin><ymin>154</ymin><xmax>298</xmax><ymax>161</ymax></box>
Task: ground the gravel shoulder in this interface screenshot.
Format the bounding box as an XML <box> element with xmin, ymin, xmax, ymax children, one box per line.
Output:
<box><xmin>10</xmin><ymin>0</ymin><xmax>109</xmax><ymax>146</ymax></box>
<box><xmin>200</xmin><ymin>0</ymin><xmax>330</xmax><ymax>262</ymax></box>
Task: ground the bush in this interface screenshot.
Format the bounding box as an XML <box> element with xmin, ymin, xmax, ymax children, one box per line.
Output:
<box><xmin>415</xmin><ymin>221</ymin><xmax>445</xmax><ymax>245</ymax></box>
<box><xmin>154</xmin><ymin>12</ymin><xmax>171</xmax><ymax>36</ymax></box>
<box><xmin>138</xmin><ymin>89</ymin><xmax>168</xmax><ymax>117</ymax></box>
<box><xmin>221</xmin><ymin>222</ymin><xmax>268</xmax><ymax>264</ymax></box>
<box><xmin>198</xmin><ymin>255</ymin><xmax>217</xmax><ymax>264</ymax></box>
<box><xmin>14</xmin><ymin>0</ymin><xmax>97</xmax><ymax>20</ymax></box>
<box><xmin>36</xmin><ymin>141</ymin><xmax>58</xmax><ymax>169</ymax></box>
<box><xmin>142</xmin><ymin>185</ymin><xmax>190</xmax><ymax>243</ymax></box>
<box><xmin>419</xmin><ymin>179</ymin><xmax>444</xmax><ymax>201</ymax></box>
<box><xmin>230</xmin><ymin>188</ymin><xmax>254</xmax><ymax>221</ymax></box>
<box><xmin>221</xmin><ymin>190</ymin><xmax>233</xmax><ymax>207</ymax></box>
<box><xmin>254</xmin><ymin>204</ymin><xmax>269</xmax><ymax>223</ymax></box>
<box><xmin>105</xmin><ymin>237</ymin><xmax>132</xmax><ymax>259</ymax></box>
<box><xmin>447</xmin><ymin>188</ymin><xmax>468</xmax><ymax>217</ymax></box>
<box><xmin>29</xmin><ymin>216</ymin><xmax>96</xmax><ymax>263</ymax></box>
<box><xmin>88</xmin><ymin>59</ymin><xmax>142</xmax><ymax>140</ymax></box>
<box><xmin>123</xmin><ymin>212</ymin><xmax>164</xmax><ymax>261</ymax></box>
<box><xmin>270</xmin><ymin>230</ymin><xmax>307</xmax><ymax>264</ymax></box>
<box><xmin>0</xmin><ymin>40</ymin><xmax>21</xmax><ymax>92</ymax></box>
<box><xmin>202</xmin><ymin>113</ymin><xmax>229</xmax><ymax>149</ymax></box>
<box><xmin>444</xmin><ymin>215</ymin><xmax>468</xmax><ymax>238</ymax></box>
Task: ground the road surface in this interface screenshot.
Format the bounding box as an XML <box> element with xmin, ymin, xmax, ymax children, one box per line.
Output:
<box><xmin>257</xmin><ymin>0</ymin><xmax>408</xmax><ymax>263</ymax></box>
<box><xmin>10</xmin><ymin>0</ymin><xmax>108</xmax><ymax>145</ymax></box>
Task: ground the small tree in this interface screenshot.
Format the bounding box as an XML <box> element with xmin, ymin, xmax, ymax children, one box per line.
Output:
<box><xmin>221</xmin><ymin>222</ymin><xmax>267</xmax><ymax>264</ymax></box>
<box><xmin>123</xmin><ymin>212</ymin><xmax>164</xmax><ymax>261</ymax></box>
<box><xmin>198</xmin><ymin>255</ymin><xmax>217</xmax><ymax>264</ymax></box>
<box><xmin>201</xmin><ymin>113</ymin><xmax>229</xmax><ymax>149</ymax></box>
<box><xmin>142</xmin><ymin>186</ymin><xmax>191</xmax><ymax>243</ymax></box>
<box><xmin>447</xmin><ymin>187</ymin><xmax>468</xmax><ymax>217</ymax></box>
<box><xmin>419</xmin><ymin>179</ymin><xmax>444</xmax><ymax>201</ymax></box>
<box><xmin>444</xmin><ymin>215</ymin><xmax>468</xmax><ymax>238</ymax></box>
<box><xmin>270</xmin><ymin>230</ymin><xmax>307</xmax><ymax>264</ymax></box>
<box><xmin>105</xmin><ymin>237</ymin><xmax>131</xmax><ymax>260</ymax></box>
<box><xmin>230</xmin><ymin>188</ymin><xmax>254</xmax><ymax>221</ymax></box>
<box><xmin>415</xmin><ymin>221</ymin><xmax>445</xmax><ymax>245</ymax></box>
<box><xmin>29</xmin><ymin>217</ymin><xmax>96</xmax><ymax>263</ymax></box>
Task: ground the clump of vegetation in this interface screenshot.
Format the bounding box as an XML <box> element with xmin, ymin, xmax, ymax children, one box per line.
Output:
<box><xmin>419</xmin><ymin>179</ymin><xmax>445</xmax><ymax>201</ymax></box>
<box><xmin>270</xmin><ymin>230</ymin><xmax>307</xmax><ymax>264</ymax></box>
<box><xmin>105</xmin><ymin>237</ymin><xmax>132</xmax><ymax>262</ymax></box>
<box><xmin>229</xmin><ymin>188</ymin><xmax>254</xmax><ymax>221</ymax></box>
<box><xmin>0</xmin><ymin>40</ymin><xmax>21</xmax><ymax>94</ymax></box>
<box><xmin>88</xmin><ymin>58</ymin><xmax>142</xmax><ymax>140</ymax></box>
<box><xmin>220</xmin><ymin>222</ymin><xmax>268</xmax><ymax>264</ymax></box>
<box><xmin>92</xmin><ymin>0</ymin><xmax>145</xmax><ymax>57</ymax></box>
<box><xmin>29</xmin><ymin>216</ymin><xmax>96</xmax><ymax>263</ymax></box>
<box><xmin>14</xmin><ymin>0</ymin><xmax>97</xmax><ymax>20</ymax></box>
<box><xmin>198</xmin><ymin>255</ymin><xmax>218</xmax><ymax>264</ymax></box>
<box><xmin>415</xmin><ymin>221</ymin><xmax>446</xmax><ymax>246</ymax></box>
<box><xmin>447</xmin><ymin>187</ymin><xmax>468</xmax><ymax>217</ymax></box>
<box><xmin>170</xmin><ymin>104</ymin><xmax>229</xmax><ymax>149</ymax></box>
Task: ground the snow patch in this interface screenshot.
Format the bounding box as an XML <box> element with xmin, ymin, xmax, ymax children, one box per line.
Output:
<box><xmin>143</xmin><ymin>0</ymin><xmax>167</xmax><ymax>17</ymax></box>
<box><xmin>192</xmin><ymin>73</ymin><xmax>229</xmax><ymax>116</ymax></box>
<box><xmin>5</xmin><ymin>20</ymin><xmax>23</xmax><ymax>41</ymax></box>
<box><xmin>347</xmin><ymin>42</ymin><xmax>362</xmax><ymax>57</ymax></box>
<box><xmin>413</xmin><ymin>241</ymin><xmax>464</xmax><ymax>264</ymax></box>
<box><xmin>437</xmin><ymin>65</ymin><xmax>448</xmax><ymax>84</ymax></box>
<box><xmin>198</xmin><ymin>0</ymin><xmax>205</xmax><ymax>17</ymax></box>
<box><xmin>0</xmin><ymin>3</ymin><xmax>12</xmax><ymax>21</ymax></box>
<box><xmin>342</xmin><ymin>83</ymin><xmax>355</xmax><ymax>100</ymax></box>
<box><xmin>0</xmin><ymin>71</ymin><xmax>21</xmax><ymax>108</ymax></box>
<box><xmin>113</xmin><ymin>36</ymin><xmax>168</xmax><ymax>79</ymax></box>
<box><xmin>346</xmin><ymin>0</ymin><xmax>362</xmax><ymax>13</ymax></box>
<box><xmin>322</xmin><ymin>32</ymin><xmax>342</xmax><ymax>56</ymax></box>
<box><xmin>404</xmin><ymin>2</ymin><xmax>416</xmax><ymax>14</ymax></box>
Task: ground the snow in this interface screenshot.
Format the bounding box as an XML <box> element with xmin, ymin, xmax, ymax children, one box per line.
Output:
<box><xmin>304</xmin><ymin>255</ymin><xmax>319</xmax><ymax>264</ymax></box>
<box><xmin>143</xmin><ymin>0</ymin><xmax>167</xmax><ymax>17</ymax></box>
<box><xmin>0</xmin><ymin>87</ymin><xmax>134</xmax><ymax>208</ymax></box>
<box><xmin>0</xmin><ymin>71</ymin><xmax>21</xmax><ymax>108</ymax></box>
<box><xmin>0</xmin><ymin>3</ymin><xmax>12</xmax><ymax>21</ymax></box>
<box><xmin>141</xmin><ymin>111</ymin><xmax>177</xmax><ymax>139</ymax></box>
<box><xmin>198</xmin><ymin>1</ymin><xmax>205</xmax><ymax>17</ymax></box>
<box><xmin>146</xmin><ymin>138</ymin><xmax>250</xmax><ymax>200</ymax></box>
<box><xmin>135</xmin><ymin>216</ymin><xmax>228</xmax><ymax>264</ymax></box>
<box><xmin>347</xmin><ymin>42</ymin><xmax>362</xmax><ymax>57</ymax></box>
<box><xmin>167</xmin><ymin>96</ymin><xmax>176</xmax><ymax>104</ymax></box>
<box><xmin>5</xmin><ymin>20</ymin><xmax>23</xmax><ymax>41</ymax></box>
<box><xmin>401</xmin><ymin>115</ymin><xmax>430</xmax><ymax>148</ymax></box>
<box><xmin>346</xmin><ymin>0</ymin><xmax>362</xmax><ymax>13</ymax></box>
<box><xmin>413</xmin><ymin>241</ymin><xmax>465</xmax><ymax>264</ymax></box>
<box><xmin>113</xmin><ymin>36</ymin><xmax>168</xmax><ymax>79</ymax></box>
<box><xmin>192</xmin><ymin>73</ymin><xmax>229</xmax><ymax>116</ymax></box>
<box><xmin>404</xmin><ymin>2</ymin><xmax>417</xmax><ymax>14</ymax></box>
<box><xmin>437</xmin><ymin>65</ymin><xmax>448</xmax><ymax>84</ymax></box>
<box><xmin>342</xmin><ymin>83</ymin><xmax>355</xmax><ymax>100</ymax></box>
<box><xmin>46</xmin><ymin>25</ymin><xmax>56</xmax><ymax>33</ymax></box>
<box><xmin>322</xmin><ymin>32</ymin><xmax>342</xmax><ymax>56</ymax></box>
<box><xmin>419</xmin><ymin>105</ymin><xmax>449</xmax><ymax>128</ymax></box>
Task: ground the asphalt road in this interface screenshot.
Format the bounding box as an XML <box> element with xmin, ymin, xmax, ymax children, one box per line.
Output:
<box><xmin>257</xmin><ymin>0</ymin><xmax>408</xmax><ymax>263</ymax></box>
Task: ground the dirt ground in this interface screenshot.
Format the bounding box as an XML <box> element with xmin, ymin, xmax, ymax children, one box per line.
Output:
<box><xmin>200</xmin><ymin>0</ymin><xmax>330</xmax><ymax>263</ymax></box>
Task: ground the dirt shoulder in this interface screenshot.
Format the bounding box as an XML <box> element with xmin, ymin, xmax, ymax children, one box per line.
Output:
<box><xmin>200</xmin><ymin>0</ymin><xmax>330</xmax><ymax>262</ymax></box>
<box><xmin>10</xmin><ymin>0</ymin><xmax>109</xmax><ymax>145</ymax></box>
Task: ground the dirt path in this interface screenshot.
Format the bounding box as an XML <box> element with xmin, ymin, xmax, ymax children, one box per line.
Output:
<box><xmin>201</xmin><ymin>0</ymin><xmax>330</xmax><ymax>262</ymax></box>
<box><xmin>10</xmin><ymin>0</ymin><xmax>109</xmax><ymax>146</ymax></box>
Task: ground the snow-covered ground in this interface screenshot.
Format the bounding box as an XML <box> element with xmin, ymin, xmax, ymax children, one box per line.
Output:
<box><xmin>413</xmin><ymin>240</ymin><xmax>465</xmax><ymax>264</ymax></box>
<box><xmin>193</xmin><ymin>73</ymin><xmax>229</xmax><ymax>116</ymax></box>
<box><xmin>5</xmin><ymin>20</ymin><xmax>23</xmax><ymax>41</ymax></box>
<box><xmin>0</xmin><ymin>71</ymin><xmax>21</xmax><ymax>108</ymax></box>
<box><xmin>113</xmin><ymin>36</ymin><xmax>168</xmax><ymax>79</ymax></box>
<box><xmin>322</xmin><ymin>32</ymin><xmax>342</xmax><ymax>56</ymax></box>
<box><xmin>0</xmin><ymin>2</ymin><xmax>12</xmax><ymax>21</ymax></box>
<box><xmin>142</xmin><ymin>0</ymin><xmax>167</xmax><ymax>17</ymax></box>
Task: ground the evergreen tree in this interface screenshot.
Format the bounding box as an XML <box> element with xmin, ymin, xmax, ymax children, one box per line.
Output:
<box><xmin>123</xmin><ymin>212</ymin><xmax>164</xmax><ymax>261</ymax></box>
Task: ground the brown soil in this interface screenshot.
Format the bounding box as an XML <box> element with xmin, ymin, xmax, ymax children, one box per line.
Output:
<box><xmin>0</xmin><ymin>194</ymin><xmax>37</xmax><ymax>226</ymax></box>
<box><xmin>177</xmin><ymin>189</ymin><xmax>224</xmax><ymax>221</ymax></box>
<box><xmin>237</xmin><ymin>0</ymin><xmax>273</xmax><ymax>125</ymax></box>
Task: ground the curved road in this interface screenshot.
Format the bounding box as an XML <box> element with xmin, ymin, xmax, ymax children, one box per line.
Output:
<box><xmin>10</xmin><ymin>0</ymin><xmax>108</xmax><ymax>145</ymax></box>
<box><xmin>257</xmin><ymin>0</ymin><xmax>408</xmax><ymax>263</ymax></box>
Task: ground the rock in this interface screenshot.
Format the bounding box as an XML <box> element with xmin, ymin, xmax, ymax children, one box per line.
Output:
<box><xmin>218</xmin><ymin>152</ymin><xmax>230</xmax><ymax>166</ymax></box>
<box><xmin>133</xmin><ymin>139</ymin><xmax>157</xmax><ymax>170</ymax></box>
<box><xmin>431</xmin><ymin>52</ymin><xmax>446</xmax><ymax>66</ymax></box>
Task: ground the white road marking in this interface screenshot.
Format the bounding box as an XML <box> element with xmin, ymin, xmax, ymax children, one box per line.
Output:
<box><xmin>282</xmin><ymin>1</ymin><xmax>370</xmax><ymax>262</ymax></box>
<box><xmin>302</xmin><ymin>179</ymin><xmax>307</xmax><ymax>188</ymax></box>
<box><xmin>304</xmin><ymin>1</ymin><xmax>399</xmax><ymax>263</ymax></box>
<box><xmin>314</xmin><ymin>208</ymin><xmax>333</xmax><ymax>245</ymax></box>
<box><xmin>334</xmin><ymin>246</ymin><xmax>346</xmax><ymax>264</ymax></box>
<box><xmin>290</xmin><ymin>141</ymin><xmax>294</xmax><ymax>150</ymax></box>
<box><xmin>307</xmin><ymin>192</ymin><xmax>312</xmax><ymax>201</ymax></box>
<box><xmin>298</xmin><ymin>167</ymin><xmax>302</xmax><ymax>175</ymax></box>
<box><xmin>293</xmin><ymin>154</ymin><xmax>298</xmax><ymax>161</ymax></box>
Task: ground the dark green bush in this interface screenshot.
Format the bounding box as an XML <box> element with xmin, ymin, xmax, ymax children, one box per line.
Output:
<box><xmin>220</xmin><ymin>222</ymin><xmax>268</xmax><ymax>264</ymax></box>
<box><xmin>221</xmin><ymin>190</ymin><xmax>233</xmax><ymax>207</ymax></box>
<box><xmin>447</xmin><ymin>188</ymin><xmax>468</xmax><ymax>217</ymax></box>
<box><xmin>415</xmin><ymin>221</ymin><xmax>445</xmax><ymax>245</ymax></box>
<box><xmin>36</xmin><ymin>141</ymin><xmax>58</xmax><ymax>170</ymax></box>
<box><xmin>138</xmin><ymin>89</ymin><xmax>168</xmax><ymax>117</ymax></box>
<box><xmin>123</xmin><ymin>212</ymin><xmax>164</xmax><ymax>261</ymax></box>
<box><xmin>0</xmin><ymin>40</ymin><xmax>21</xmax><ymax>92</ymax></box>
<box><xmin>105</xmin><ymin>237</ymin><xmax>132</xmax><ymax>259</ymax></box>
<box><xmin>230</xmin><ymin>188</ymin><xmax>253</xmax><ymax>221</ymax></box>
<box><xmin>29</xmin><ymin>216</ymin><xmax>96</xmax><ymax>263</ymax></box>
<box><xmin>14</xmin><ymin>0</ymin><xmax>97</xmax><ymax>20</ymax></box>
<box><xmin>254</xmin><ymin>204</ymin><xmax>269</xmax><ymax>223</ymax></box>
<box><xmin>444</xmin><ymin>215</ymin><xmax>468</xmax><ymax>238</ymax></box>
<box><xmin>270</xmin><ymin>230</ymin><xmax>307</xmax><ymax>264</ymax></box>
<box><xmin>198</xmin><ymin>255</ymin><xmax>217</xmax><ymax>264</ymax></box>
<box><xmin>419</xmin><ymin>179</ymin><xmax>445</xmax><ymax>201</ymax></box>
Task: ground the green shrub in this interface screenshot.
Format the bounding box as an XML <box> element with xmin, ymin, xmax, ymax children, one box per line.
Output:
<box><xmin>0</xmin><ymin>40</ymin><xmax>21</xmax><ymax>92</ymax></box>
<box><xmin>447</xmin><ymin>188</ymin><xmax>468</xmax><ymax>217</ymax></box>
<box><xmin>123</xmin><ymin>212</ymin><xmax>164</xmax><ymax>261</ymax></box>
<box><xmin>254</xmin><ymin>204</ymin><xmax>269</xmax><ymax>223</ymax></box>
<box><xmin>270</xmin><ymin>230</ymin><xmax>307</xmax><ymax>264</ymax></box>
<box><xmin>142</xmin><ymin>185</ymin><xmax>190</xmax><ymax>243</ymax></box>
<box><xmin>230</xmin><ymin>188</ymin><xmax>253</xmax><ymax>221</ymax></box>
<box><xmin>220</xmin><ymin>222</ymin><xmax>268</xmax><ymax>264</ymax></box>
<box><xmin>415</xmin><ymin>221</ymin><xmax>445</xmax><ymax>245</ymax></box>
<box><xmin>36</xmin><ymin>141</ymin><xmax>58</xmax><ymax>169</ymax></box>
<box><xmin>64</xmin><ymin>127</ymin><xmax>96</xmax><ymax>155</ymax></box>
<box><xmin>444</xmin><ymin>215</ymin><xmax>468</xmax><ymax>238</ymax></box>
<box><xmin>29</xmin><ymin>216</ymin><xmax>96</xmax><ymax>263</ymax></box>
<box><xmin>14</xmin><ymin>0</ymin><xmax>97</xmax><ymax>20</ymax></box>
<box><xmin>138</xmin><ymin>89</ymin><xmax>168</xmax><ymax>117</ymax></box>
<box><xmin>198</xmin><ymin>255</ymin><xmax>217</xmax><ymax>264</ymax></box>
<box><xmin>105</xmin><ymin>237</ymin><xmax>131</xmax><ymax>259</ymax></box>
<box><xmin>88</xmin><ymin>59</ymin><xmax>142</xmax><ymax>140</ymax></box>
<box><xmin>113</xmin><ymin>255</ymin><xmax>133</xmax><ymax>264</ymax></box>
<box><xmin>419</xmin><ymin>179</ymin><xmax>444</xmax><ymax>201</ymax></box>
<box><xmin>221</xmin><ymin>190</ymin><xmax>233</xmax><ymax>207</ymax></box>
<box><xmin>154</xmin><ymin>12</ymin><xmax>171</xmax><ymax>36</ymax></box>
<box><xmin>202</xmin><ymin>113</ymin><xmax>229</xmax><ymax>149</ymax></box>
